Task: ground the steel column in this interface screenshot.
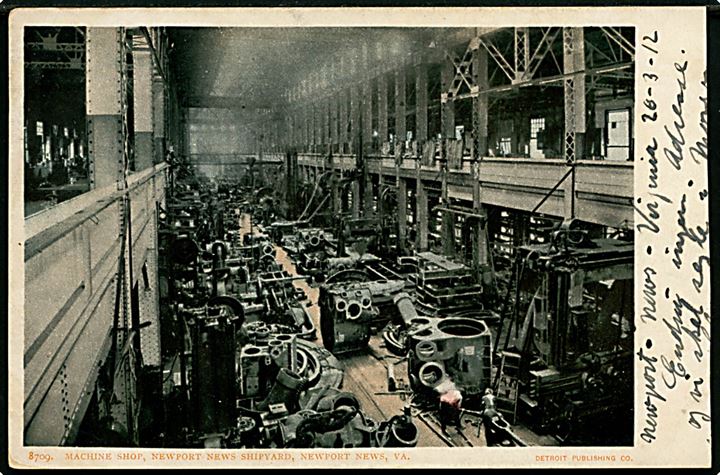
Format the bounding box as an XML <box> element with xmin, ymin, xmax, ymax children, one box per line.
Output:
<box><xmin>514</xmin><ymin>27</ymin><xmax>530</xmax><ymax>83</ymax></box>
<box><xmin>350</xmin><ymin>84</ymin><xmax>359</xmax><ymax>154</ymax></box>
<box><xmin>86</xmin><ymin>28</ymin><xmax>124</xmax><ymax>189</ymax></box>
<box><xmin>397</xmin><ymin>177</ymin><xmax>408</xmax><ymax>251</ymax></box>
<box><xmin>378</xmin><ymin>73</ymin><xmax>388</xmax><ymax>148</ymax></box>
<box><xmin>472</xmin><ymin>160</ymin><xmax>488</xmax><ymax>267</ymax></box>
<box><xmin>151</xmin><ymin>79</ymin><xmax>165</xmax><ymax>165</ymax></box>
<box><xmin>441</xmin><ymin>52</ymin><xmax>456</xmax><ymax>255</ymax></box>
<box><xmin>299</xmin><ymin>84</ymin><xmax>306</xmax><ymax>151</ymax></box>
<box><xmin>395</xmin><ymin>69</ymin><xmax>406</xmax><ymax>146</ymax></box>
<box><xmin>441</xmin><ymin>170</ymin><xmax>455</xmax><ymax>257</ymax></box>
<box><xmin>330</xmin><ymin>92</ymin><xmax>338</xmax><ymax>151</ymax></box>
<box><xmin>182</xmin><ymin>108</ymin><xmax>190</xmax><ymax>158</ymax></box>
<box><xmin>472</xmin><ymin>46</ymin><xmax>489</xmax><ymax>158</ymax></box>
<box><xmin>351</xmin><ymin>180</ymin><xmax>361</xmax><ymax>219</ymax></box>
<box><xmin>289</xmin><ymin>113</ymin><xmax>295</xmax><ymax>149</ymax></box>
<box><xmin>132</xmin><ymin>34</ymin><xmax>154</xmax><ymax>171</ymax></box>
<box><xmin>313</xmin><ymin>100</ymin><xmax>320</xmax><ymax>152</ymax></box>
<box><xmin>416</xmin><ymin>160</ymin><xmax>428</xmax><ymax>251</ymax></box>
<box><xmin>302</xmin><ymin>105</ymin><xmax>309</xmax><ymax>152</ymax></box>
<box><xmin>332</xmin><ymin>169</ymin><xmax>341</xmax><ymax>215</ymax></box>
<box><xmin>441</xmin><ymin>58</ymin><xmax>456</xmax><ymax>140</ymax></box>
<box><xmin>415</xmin><ymin>62</ymin><xmax>428</xmax><ymax>144</ymax></box>
<box><xmin>416</xmin><ymin>181</ymin><xmax>429</xmax><ymax>251</ymax></box>
<box><xmin>362</xmin><ymin>44</ymin><xmax>373</xmax><ymax>154</ymax></box>
<box><xmin>150</xmin><ymin>31</ymin><xmax>166</xmax><ymax>165</ymax></box>
<box><xmin>323</xmin><ymin>97</ymin><xmax>330</xmax><ymax>151</ymax></box>
<box><xmin>563</xmin><ymin>27</ymin><xmax>586</xmax><ymax>163</ymax></box>
<box><xmin>339</xmin><ymin>90</ymin><xmax>348</xmax><ymax>153</ymax></box>
<box><xmin>563</xmin><ymin>27</ymin><xmax>585</xmax><ymax>220</ymax></box>
<box><xmin>362</xmin><ymin>80</ymin><xmax>373</xmax><ymax>153</ymax></box>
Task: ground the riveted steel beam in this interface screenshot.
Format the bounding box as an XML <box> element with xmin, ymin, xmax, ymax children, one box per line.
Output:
<box><xmin>395</xmin><ymin>68</ymin><xmax>407</xmax><ymax>146</ymax></box>
<box><xmin>415</xmin><ymin>61</ymin><xmax>428</xmax><ymax>143</ymax></box>
<box><xmin>514</xmin><ymin>27</ymin><xmax>530</xmax><ymax>82</ymax></box>
<box><xmin>132</xmin><ymin>33</ymin><xmax>154</xmax><ymax>171</ymax></box>
<box><xmin>86</xmin><ymin>27</ymin><xmax>124</xmax><ymax>190</ymax></box>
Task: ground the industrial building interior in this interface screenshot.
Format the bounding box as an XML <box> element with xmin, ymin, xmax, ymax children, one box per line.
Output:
<box><xmin>23</xmin><ymin>26</ymin><xmax>635</xmax><ymax>449</ymax></box>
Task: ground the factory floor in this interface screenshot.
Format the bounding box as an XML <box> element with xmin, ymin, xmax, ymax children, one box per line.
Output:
<box><xmin>240</xmin><ymin>214</ymin><xmax>558</xmax><ymax>448</ymax></box>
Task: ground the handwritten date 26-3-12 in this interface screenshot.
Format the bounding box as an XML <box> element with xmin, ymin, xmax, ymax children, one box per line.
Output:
<box><xmin>635</xmin><ymin>30</ymin><xmax>673</xmax><ymax>236</ymax></box>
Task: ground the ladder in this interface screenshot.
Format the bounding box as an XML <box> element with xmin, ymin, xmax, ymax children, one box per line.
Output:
<box><xmin>495</xmin><ymin>351</ymin><xmax>522</xmax><ymax>424</ymax></box>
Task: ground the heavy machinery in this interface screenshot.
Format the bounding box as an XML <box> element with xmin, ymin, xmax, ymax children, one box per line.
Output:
<box><xmin>154</xmin><ymin>174</ymin><xmax>419</xmax><ymax>450</ymax></box>
<box><xmin>392</xmin><ymin>293</ymin><xmax>493</xmax><ymax>399</ymax></box>
<box><xmin>169</xmin><ymin>304</ymin><xmax>418</xmax><ymax>449</ymax></box>
<box><xmin>495</xmin><ymin>222</ymin><xmax>634</xmax><ymax>444</ymax></box>
<box><xmin>410</xmin><ymin>251</ymin><xmax>491</xmax><ymax>317</ymax></box>
<box><xmin>132</xmin><ymin>162</ymin><xmax>636</xmax><ymax>450</ymax></box>
<box><xmin>318</xmin><ymin>279</ymin><xmax>407</xmax><ymax>354</ymax></box>
<box><xmin>276</xmin><ymin>225</ymin><xmax>336</xmax><ymax>282</ymax></box>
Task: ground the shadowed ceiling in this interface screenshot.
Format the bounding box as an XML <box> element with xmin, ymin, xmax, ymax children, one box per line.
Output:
<box><xmin>168</xmin><ymin>27</ymin><xmax>477</xmax><ymax>112</ymax></box>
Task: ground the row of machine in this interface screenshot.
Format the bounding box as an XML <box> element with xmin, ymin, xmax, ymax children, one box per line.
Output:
<box><xmin>149</xmin><ymin>155</ymin><xmax>634</xmax><ymax>448</ymax></box>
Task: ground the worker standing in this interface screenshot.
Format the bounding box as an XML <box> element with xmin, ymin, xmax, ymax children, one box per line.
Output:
<box><xmin>436</xmin><ymin>380</ymin><xmax>463</xmax><ymax>434</ymax></box>
<box><xmin>480</xmin><ymin>388</ymin><xmax>503</xmax><ymax>446</ymax></box>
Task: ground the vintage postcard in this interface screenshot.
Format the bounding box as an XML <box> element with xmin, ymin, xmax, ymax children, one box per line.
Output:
<box><xmin>6</xmin><ymin>5</ymin><xmax>711</xmax><ymax>469</ymax></box>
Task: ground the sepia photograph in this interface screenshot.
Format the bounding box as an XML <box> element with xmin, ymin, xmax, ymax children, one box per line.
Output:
<box><xmin>8</xmin><ymin>5</ymin><xmax>710</xmax><ymax>469</ymax></box>
<box><xmin>22</xmin><ymin>23</ymin><xmax>636</xmax><ymax>449</ymax></box>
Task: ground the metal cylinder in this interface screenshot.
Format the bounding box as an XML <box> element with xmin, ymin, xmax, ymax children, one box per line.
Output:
<box><xmin>191</xmin><ymin>317</ymin><xmax>236</xmax><ymax>435</ymax></box>
<box><xmin>393</xmin><ymin>292</ymin><xmax>419</xmax><ymax>326</ymax></box>
<box><xmin>211</xmin><ymin>240</ymin><xmax>227</xmax><ymax>260</ymax></box>
<box><xmin>386</xmin><ymin>417</ymin><xmax>419</xmax><ymax>448</ymax></box>
<box><xmin>171</xmin><ymin>236</ymin><xmax>200</xmax><ymax>265</ymax></box>
<box><xmin>260</xmin><ymin>368</ymin><xmax>307</xmax><ymax>413</ymax></box>
<box><xmin>346</xmin><ymin>300</ymin><xmax>363</xmax><ymax>320</ymax></box>
<box><xmin>418</xmin><ymin>361</ymin><xmax>446</xmax><ymax>389</ymax></box>
<box><xmin>335</xmin><ymin>298</ymin><xmax>348</xmax><ymax>313</ymax></box>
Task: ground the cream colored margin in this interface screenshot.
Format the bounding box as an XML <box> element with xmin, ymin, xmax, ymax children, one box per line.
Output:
<box><xmin>8</xmin><ymin>6</ymin><xmax>710</xmax><ymax>469</ymax></box>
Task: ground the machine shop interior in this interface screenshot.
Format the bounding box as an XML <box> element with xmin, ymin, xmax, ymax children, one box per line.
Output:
<box><xmin>23</xmin><ymin>25</ymin><xmax>636</xmax><ymax>449</ymax></box>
